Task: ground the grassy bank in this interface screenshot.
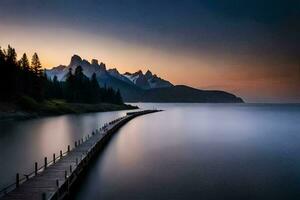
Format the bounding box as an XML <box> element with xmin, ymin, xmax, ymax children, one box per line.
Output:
<box><xmin>0</xmin><ymin>96</ymin><xmax>138</xmax><ymax>121</ymax></box>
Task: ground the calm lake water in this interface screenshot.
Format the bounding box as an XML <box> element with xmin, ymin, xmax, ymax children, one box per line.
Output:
<box><xmin>1</xmin><ymin>103</ymin><xmax>300</xmax><ymax>199</ymax></box>
<box><xmin>74</xmin><ymin>103</ymin><xmax>300</xmax><ymax>200</ymax></box>
<box><xmin>0</xmin><ymin>109</ymin><xmax>134</xmax><ymax>189</ymax></box>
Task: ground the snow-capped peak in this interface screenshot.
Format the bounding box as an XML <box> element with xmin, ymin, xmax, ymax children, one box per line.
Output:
<box><xmin>107</xmin><ymin>68</ymin><xmax>133</xmax><ymax>84</ymax></box>
<box><xmin>122</xmin><ymin>69</ymin><xmax>173</xmax><ymax>89</ymax></box>
<box><xmin>124</xmin><ymin>71</ymin><xmax>141</xmax><ymax>84</ymax></box>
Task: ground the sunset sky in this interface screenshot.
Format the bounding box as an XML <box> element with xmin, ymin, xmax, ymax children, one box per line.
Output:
<box><xmin>0</xmin><ymin>0</ymin><xmax>299</xmax><ymax>103</ymax></box>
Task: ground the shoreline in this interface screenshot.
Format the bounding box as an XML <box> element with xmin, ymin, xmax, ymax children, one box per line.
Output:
<box><xmin>0</xmin><ymin>101</ymin><xmax>138</xmax><ymax>121</ymax></box>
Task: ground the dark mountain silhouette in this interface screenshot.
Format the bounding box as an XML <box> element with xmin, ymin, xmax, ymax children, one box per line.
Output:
<box><xmin>138</xmin><ymin>85</ymin><xmax>244</xmax><ymax>103</ymax></box>
<box><xmin>46</xmin><ymin>55</ymin><xmax>244</xmax><ymax>103</ymax></box>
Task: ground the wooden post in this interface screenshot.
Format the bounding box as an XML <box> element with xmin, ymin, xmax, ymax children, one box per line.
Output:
<box><xmin>70</xmin><ymin>165</ymin><xmax>72</xmax><ymax>173</ymax></box>
<box><xmin>60</xmin><ymin>150</ymin><xmax>62</xmax><ymax>158</ymax></box>
<box><xmin>64</xmin><ymin>170</ymin><xmax>67</xmax><ymax>180</ymax></box>
<box><xmin>53</xmin><ymin>153</ymin><xmax>56</xmax><ymax>164</ymax></box>
<box><xmin>56</xmin><ymin>179</ymin><xmax>59</xmax><ymax>187</ymax></box>
<box><xmin>16</xmin><ymin>173</ymin><xmax>19</xmax><ymax>188</ymax></box>
<box><xmin>44</xmin><ymin>157</ymin><xmax>47</xmax><ymax>169</ymax></box>
<box><xmin>42</xmin><ymin>192</ymin><xmax>46</xmax><ymax>200</ymax></box>
<box><xmin>35</xmin><ymin>162</ymin><xmax>38</xmax><ymax>175</ymax></box>
<box><xmin>67</xmin><ymin>145</ymin><xmax>70</xmax><ymax>152</ymax></box>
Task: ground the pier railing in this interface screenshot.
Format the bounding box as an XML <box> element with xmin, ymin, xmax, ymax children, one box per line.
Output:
<box><xmin>0</xmin><ymin>116</ymin><xmax>126</xmax><ymax>198</ymax></box>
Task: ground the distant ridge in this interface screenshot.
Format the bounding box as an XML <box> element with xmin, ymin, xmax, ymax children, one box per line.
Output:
<box><xmin>46</xmin><ymin>55</ymin><xmax>244</xmax><ymax>103</ymax></box>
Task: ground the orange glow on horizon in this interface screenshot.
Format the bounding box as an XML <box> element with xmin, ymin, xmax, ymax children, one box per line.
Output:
<box><xmin>1</xmin><ymin>23</ymin><xmax>299</xmax><ymax>103</ymax></box>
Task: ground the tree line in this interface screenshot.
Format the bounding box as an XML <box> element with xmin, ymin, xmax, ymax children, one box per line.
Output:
<box><xmin>0</xmin><ymin>45</ymin><xmax>123</xmax><ymax>104</ymax></box>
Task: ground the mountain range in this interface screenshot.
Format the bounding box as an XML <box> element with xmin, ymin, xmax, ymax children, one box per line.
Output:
<box><xmin>46</xmin><ymin>55</ymin><xmax>243</xmax><ymax>103</ymax></box>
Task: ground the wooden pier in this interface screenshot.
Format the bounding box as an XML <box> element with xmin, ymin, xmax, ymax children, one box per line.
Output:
<box><xmin>0</xmin><ymin>110</ymin><xmax>160</xmax><ymax>200</ymax></box>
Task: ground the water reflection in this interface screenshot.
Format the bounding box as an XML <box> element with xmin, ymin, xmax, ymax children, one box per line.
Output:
<box><xmin>75</xmin><ymin>104</ymin><xmax>300</xmax><ymax>200</ymax></box>
<box><xmin>0</xmin><ymin>110</ymin><xmax>132</xmax><ymax>189</ymax></box>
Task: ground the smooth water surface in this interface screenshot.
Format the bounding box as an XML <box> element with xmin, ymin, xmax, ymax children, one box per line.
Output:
<box><xmin>0</xmin><ymin>109</ymin><xmax>134</xmax><ymax>189</ymax></box>
<box><xmin>74</xmin><ymin>103</ymin><xmax>300</xmax><ymax>200</ymax></box>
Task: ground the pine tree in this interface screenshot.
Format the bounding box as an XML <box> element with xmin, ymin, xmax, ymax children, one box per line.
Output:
<box><xmin>0</xmin><ymin>47</ymin><xmax>5</xmax><ymax>100</ymax></box>
<box><xmin>6</xmin><ymin>45</ymin><xmax>17</xmax><ymax>64</ymax></box>
<box><xmin>0</xmin><ymin>47</ymin><xmax>5</xmax><ymax>63</ymax></box>
<box><xmin>30</xmin><ymin>53</ymin><xmax>44</xmax><ymax>100</ymax></box>
<box><xmin>115</xmin><ymin>89</ymin><xmax>123</xmax><ymax>104</ymax></box>
<box><xmin>91</xmin><ymin>73</ymin><xmax>99</xmax><ymax>87</ymax></box>
<box><xmin>31</xmin><ymin>53</ymin><xmax>42</xmax><ymax>76</ymax></box>
<box><xmin>74</xmin><ymin>66</ymin><xmax>84</xmax><ymax>102</ymax></box>
<box><xmin>66</xmin><ymin>68</ymin><xmax>74</xmax><ymax>81</ymax></box>
<box><xmin>65</xmin><ymin>68</ymin><xmax>75</xmax><ymax>102</ymax></box>
<box><xmin>74</xmin><ymin>65</ymin><xmax>84</xmax><ymax>81</ymax></box>
<box><xmin>4</xmin><ymin>45</ymin><xmax>18</xmax><ymax>99</ymax></box>
<box><xmin>53</xmin><ymin>75</ymin><xmax>62</xmax><ymax>98</ymax></box>
<box><xmin>90</xmin><ymin>73</ymin><xmax>101</xmax><ymax>103</ymax></box>
<box><xmin>19</xmin><ymin>53</ymin><xmax>30</xmax><ymax>71</ymax></box>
